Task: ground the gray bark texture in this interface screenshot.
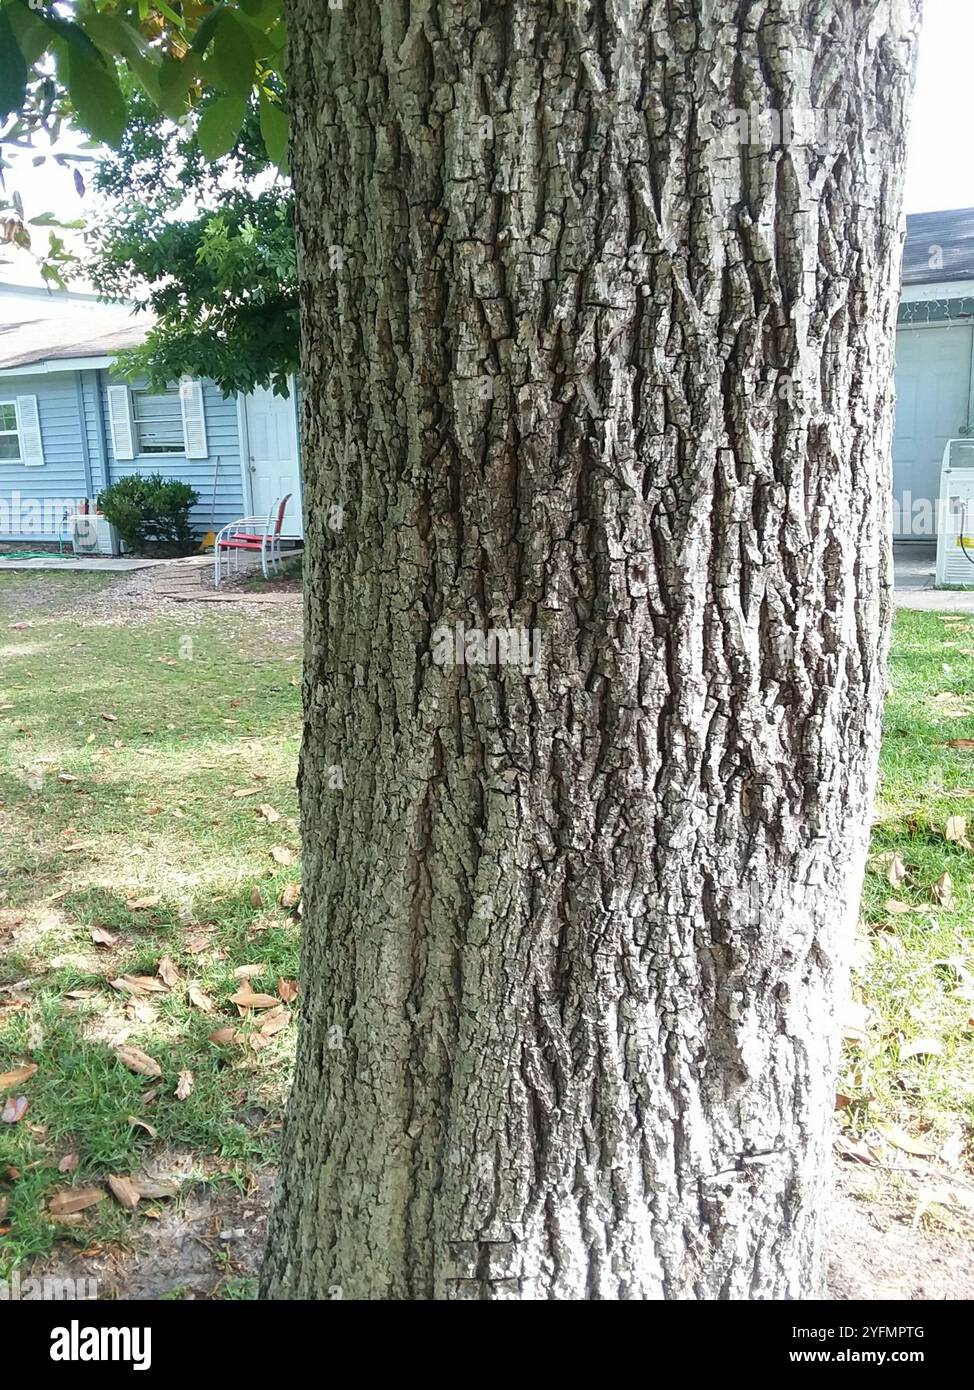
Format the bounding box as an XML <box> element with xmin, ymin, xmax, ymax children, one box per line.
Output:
<box><xmin>263</xmin><ymin>0</ymin><xmax>921</xmax><ymax>1299</ymax></box>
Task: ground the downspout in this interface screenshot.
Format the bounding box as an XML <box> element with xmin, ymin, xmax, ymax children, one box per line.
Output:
<box><xmin>92</xmin><ymin>368</ymin><xmax>112</xmax><ymax>494</ymax></box>
<box><xmin>75</xmin><ymin>374</ymin><xmax>95</xmax><ymax>502</ymax></box>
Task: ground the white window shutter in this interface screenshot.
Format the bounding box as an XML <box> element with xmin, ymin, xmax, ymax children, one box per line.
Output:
<box><xmin>16</xmin><ymin>395</ymin><xmax>44</xmax><ymax>466</ymax></box>
<box><xmin>107</xmin><ymin>385</ymin><xmax>135</xmax><ymax>460</ymax></box>
<box><xmin>179</xmin><ymin>377</ymin><xmax>208</xmax><ymax>458</ymax></box>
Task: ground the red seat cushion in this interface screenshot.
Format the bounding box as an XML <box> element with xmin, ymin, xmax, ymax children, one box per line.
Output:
<box><xmin>218</xmin><ymin>537</ymin><xmax>263</xmax><ymax>550</ymax></box>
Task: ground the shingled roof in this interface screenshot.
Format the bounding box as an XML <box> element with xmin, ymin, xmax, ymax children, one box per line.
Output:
<box><xmin>902</xmin><ymin>208</ymin><xmax>974</xmax><ymax>286</ymax></box>
<box><xmin>0</xmin><ymin>283</ymin><xmax>152</xmax><ymax>371</ymax></box>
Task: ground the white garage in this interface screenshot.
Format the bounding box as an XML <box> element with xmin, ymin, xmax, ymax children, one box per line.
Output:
<box><xmin>894</xmin><ymin>208</ymin><xmax>974</xmax><ymax>541</ymax></box>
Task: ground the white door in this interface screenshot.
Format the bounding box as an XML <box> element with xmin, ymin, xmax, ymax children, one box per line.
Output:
<box><xmin>893</xmin><ymin>326</ymin><xmax>972</xmax><ymax>538</ymax></box>
<box><xmin>242</xmin><ymin>382</ymin><xmax>303</xmax><ymax>538</ymax></box>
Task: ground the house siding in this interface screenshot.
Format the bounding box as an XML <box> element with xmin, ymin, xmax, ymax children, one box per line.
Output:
<box><xmin>0</xmin><ymin>371</ymin><xmax>91</xmax><ymax>540</ymax></box>
<box><xmin>98</xmin><ymin>373</ymin><xmax>247</xmax><ymax>531</ymax></box>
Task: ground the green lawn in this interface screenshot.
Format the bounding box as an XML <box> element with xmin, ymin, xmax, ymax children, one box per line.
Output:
<box><xmin>0</xmin><ymin>573</ymin><xmax>302</xmax><ymax>1280</ymax></box>
<box><xmin>1</xmin><ymin>575</ymin><xmax>972</xmax><ymax>1279</ymax></box>
<box><xmin>843</xmin><ymin>608</ymin><xmax>974</xmax><ymax>1170</ymax></box>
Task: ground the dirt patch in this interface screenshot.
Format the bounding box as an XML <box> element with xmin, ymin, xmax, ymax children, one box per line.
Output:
<box><xmin>827</xmin><ymin>1162</ymin><xmax>974</xmax><ymax>1299</ymax></box>
<box><xmin>26</xmin><ymin>1159</ymin><xmax>274</xmax><ymax>1301</ymax></box>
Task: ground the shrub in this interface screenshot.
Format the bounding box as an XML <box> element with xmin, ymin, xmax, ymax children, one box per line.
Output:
<box><xmin>98</xmin><ymin>474</ymin><xmax>199</xmax><ymax>553</ymax></box>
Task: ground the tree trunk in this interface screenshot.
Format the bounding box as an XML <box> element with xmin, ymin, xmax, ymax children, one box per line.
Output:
<box><xmin>263</xmin><ymin>0</ymin><xmax>920</xmax><ymax>1300</ymax></box>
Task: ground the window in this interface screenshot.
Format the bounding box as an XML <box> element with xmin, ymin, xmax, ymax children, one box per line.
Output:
<box><xmin>131</xmin><ymin>388</ymin><xmax>185</xmax><ymax>455</ymax></box>
<box><xmin>0</xmin><ymin>402</ymin><xmax>21</xmax><ymax>461</ymax></box>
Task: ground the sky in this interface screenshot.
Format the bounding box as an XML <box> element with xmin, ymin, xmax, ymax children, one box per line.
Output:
<box><xmin>903</xmin><ymin>0</ymin><xmax>974</xmax><ymax>213</ymax></box>
<box><xmin>0</xmin><ymin>0</ymin><xmax>970</xmax><ymax>288</ymax></box>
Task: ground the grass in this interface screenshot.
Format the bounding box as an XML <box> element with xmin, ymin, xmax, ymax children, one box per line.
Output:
<box><xmin>2</xmin><ymin>572</ymin><xmax>973</xmax><ymax>1278</ymax></box>
<box><xmin>842</xmin><ymin>608</ymin><xmax>974</xmax><ymax>1176</ymax></box>
<box><xmin>0</xmin><ymin>571</ymin><xmax>302</xmax><ymax>1276</ymax></box>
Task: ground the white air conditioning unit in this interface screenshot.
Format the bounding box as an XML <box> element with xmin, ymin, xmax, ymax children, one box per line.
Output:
<box><xmin>936</xmin><ymin>439</ymin><xmax>974</xmax><ymax>587</ymax></box>
<box><xmin>70</xmin><ymin>514</ymin><xmax>121</xmax><ymax>558</ymax></box>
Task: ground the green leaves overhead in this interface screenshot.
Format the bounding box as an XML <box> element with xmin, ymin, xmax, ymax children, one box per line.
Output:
<box><xmin>0</xmin><ymin>7</ymin><xmax>28</xmax><ymax>121</ymax></box>
<box><xmin>208</xmin><ymin>14</ymin><xmax>256</xmax><ymax>97</ymax></box>
<box><xmin>0</xmin><ymin>1</ymin><xmax>291</xmax><ymax>169</ymax></box>
<box><xmin>259</xmin><ymin>93</ymin><xmax>288</xmax><ymax>171</ymax></box>
<box><xmin>197</xmin><ymin>94</ymin><xmax>248</xmax><ymax>160</ymax></box>
<box><xmin>63</xmin><ymin>46</ymin><xmax>128</xmax><ymax>149</ymax></box>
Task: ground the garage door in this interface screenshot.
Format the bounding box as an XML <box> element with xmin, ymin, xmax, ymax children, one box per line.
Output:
<box><xmin>893</xmin><ymin>324</ymin><xmax>973</xmax><ymax>538</ymax></box>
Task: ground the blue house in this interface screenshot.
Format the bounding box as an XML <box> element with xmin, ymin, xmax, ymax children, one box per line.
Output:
<box><xmin>0</xmin><ymin>282</ymin><xmax>303</xmax><ymax>544</ymax></box>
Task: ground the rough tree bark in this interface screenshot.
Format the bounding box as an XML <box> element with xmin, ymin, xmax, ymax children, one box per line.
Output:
<box><xmin>263</xmin><ymin>0</ymin><xmax>920</xmax><ymax>1299</ymax></box>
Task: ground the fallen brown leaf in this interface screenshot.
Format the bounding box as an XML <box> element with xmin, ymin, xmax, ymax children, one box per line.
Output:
<box><xmin>115</xmin><ymin>1046</ymin><xmax>163</xmax><ymax>1079</ymax></box>
<box><xmin>233</xmin><ymin>963</ymin><xmax>266</xmax><ymax>980</ymax></box>
<box><xmin>1</xmin><ymin>1095</ymin><xmax>28</xmax><ymax>1124</ymax></box>
<box><xmin>257</xmin><ymin>1006</ymin><xmax>291</xmax><ymax>1038</ymax></box>
<box><xmin>945</xmin><ymin>815</ymin><xmax>969</xmax><ymax>844</ymax></box>
<box><xmin>174</xmin><ymin>1070</ymin><xmax>194</xmax><ymax>1101</ymax></box>
<box><xmin>280</xmin><ymin>884</ymin><xmax>301</xmax><ymax>909</ymax></box>
<box><xmin>208</xmin><ymin>1027</ymin><xmax>240</xmax><ymax>1047</ymax></box>
<box><xmin>277</xmin><ymin>978</ymin><xmax>298</xmax><ymax>1003</ymax></box>
<box><xmin>877</xmin><ymin>1123</ymin><xmax>938</xmax><ymax>1158</ymax></box>
<box><xmin>110</xmin><ymin>975</ymin><xmax>168</xmax><ymax>997</ymax></box>
<box><xmin>258</xmin><ymin>803</ymin><xmax>281</xmax><ymax>823</ymax></box>
<box><xmin>249</xmin><ymin>884</ymin><xmax>264</xmax><ymax>909</ymax></box>
<box><xmin>932</xmin><ymin>872</ymin><xmax>956</xmax><ymax>910</ymax></box>
<box><xmin>126</xmin><ymin>895</ymin><xmax>161</xmax><ymax>911</ymax></box>
<box><xmin>48</xmin><ymin>1186</ymin><xmax>105</xmax><ymax>1215</ymax></box>
<box><xmin>133</xmin><ymin>1177</ymin><xmax>177</xmax><ymax>1200</ymax></box>
<box><xmin>90</xmin><ymin>926</ymin><xmax>117</xmax><ymax>947</ymax></box>
<box><xmin>229</xmin><ymin>988</ymin><xmax>280</xmax><ymax>1010</ymax></box>
<box><xmin>270</xmin><ymin>845</ymin><xmax>295</xmax><ymax>866</ymax></box>
<box><xmin>0</xmin><ymin>1063</ymin><xmax>38</xmax><ymax>1092</ymax></box>
<box><xmin>156</xmin><ymin>956</ymin><xmax>181</xmax><ymax>988</ymax></box>
<box><xmin>58</xmin><ymin>1153</ymin><xmax>79</xmax><ymax>1173</ymax></box>
<box><xmin>187</xmin><ymin>984</ymin><xmax>214</xmax><ymax>1014</ymax></box>
<box><xmin>128</xmin><ymin>1116</ymin><xmax>158</xmax><ymax>1138</ymax></box>
<box><xmin>107</xmin><ymin>1175</ymin><xmax>140</xmax><ymax>1211</ymax></box>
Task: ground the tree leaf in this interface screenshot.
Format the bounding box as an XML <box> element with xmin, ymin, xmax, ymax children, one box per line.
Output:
<box><xmin>0</xmin><ymin>8</ymin><xmax>29</xmax><ymax>121</ymax></box>
<box><xmin>107</xmin><ymin>1174</ymin><xmax>141</xmax><ymax>1211</ymax></box>
<box><xmin>115</xmin><ymin>1046</ymin><xmax>163</xmax><ymax>1078</ymax></box>
<box><xmin>0</xmin><ymin>1063</ymin><xmax>37</xmax><ymax>1092</ymax></box>
<box><xmin>48</xmin><ymin>1186</ymin><xmax>105</xmax><ymax>1215</ymax></box>
<box><xmin>208</xmin><ymin>1027</ymin><xmax>241</xmax><ymax>1046</ymax></box>
<box><xmin>932</xmin><ymin>871</ymin><xmax>956</xmax><ymax>910</ymax></box>
<box><xmin>157</xmin><ymin>956</ymin><xmax>181</xmax><ymax>988</ymax></box>
<box><xmin>197</xmin><ymin>94</ymin><xmax>247</xmax><ymax>160</ymax></box>
<box><xmin>191</xmin><ymin>3</ymin><xmax>228</xmax><ymax>56</ymax></box>
<box><xmin>209</xmin><ymin>14</ymin><xmax>256</xmax><ymax>97</ymax></box>
<box><xmin>876</xmin><ymin>1123</ymin><xmax>938</xmax><ymax>1158</ymax></box>
<box><xmin>175</xmin><ymin>1070</ymin><xmax>194</xmax><ymax>1100</ymax></box>
<box><xmin>259</xmin><ymin>93</ymin><xmax>289</xmax><ymax>170</ymax></box>
<box><xmin>188</xmin><ymin>984</ymin><xmax>214</xmax><ymax>1014</ymax></box>
<box><xmin>229</xmin><ymin>988</ymin><xmax>280</xmax><ymax>1010</ymax></box>
<box><xmin>64</xmin><ymin>47</ymin><xmax>127</xmax><ymax>148</ymax></box>
<box><xmin>1</xmin><ymin>1095</ymin><xmax>28</xmax><ymax>1124</ymax></box>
